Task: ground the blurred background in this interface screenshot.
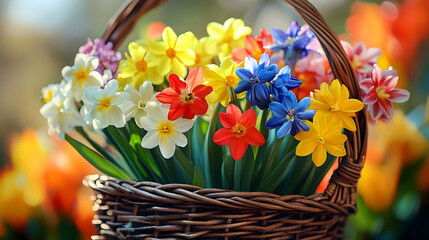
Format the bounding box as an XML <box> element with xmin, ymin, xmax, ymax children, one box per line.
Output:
<box><xmin>0</xmin><ymin>0</ymin><xmax>428</xmax><ymax>239</ymax></box>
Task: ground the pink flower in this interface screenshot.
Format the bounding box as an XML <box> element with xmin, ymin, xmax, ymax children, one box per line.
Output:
<box><xmin>360</xmin><ymin>65</ymin><xmax>410</xmax><ymax>121</ymax></box>
<box><xmin>342</xmin><ymin>41</ymin><xmax>381</xmax><ymax>79</ymax></box>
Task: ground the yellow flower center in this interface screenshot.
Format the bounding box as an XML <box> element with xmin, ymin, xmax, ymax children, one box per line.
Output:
<box><xmin>99</xmin><ymin>98</ymin><xmax>111</xmax><ymax>109</ymax></box>
<box><xmin>135</xmin><ymin>59</ymin><xmax>147</xmax><ymax>72</ymax></box>
<box><xmin>375</xmin><ymin>86</ymin><xmax>390</xmax><ymax>99</ymax></box>
<box><xmin>43</xmin><ymin>89</ymin><xmax>54</xmax><ymax>103</ymax></box>
<box><xmin>181</xmin><ymin>90</ymin><xmax>195</xmax><ymax>103</ymax></box>
<box><xmin>158</xmin><ymin>122</ymin><xmax>172</xmax><ymax>135</ymax></box>
<box><xmin>75</xmin><ymin>70</ymin><xmax>87</xmax><ymax>83</ymax></box>
<box><xmin>232</xmin><ymin>124</ymin><xmax>246</xmax><ymax>137</ymax></box>
<box><xmin>225</xmin><ymin>75</ymin><xmax>235</xmax><ymax>87</ymax></box>
<box><xmin>195</xmin><ymin>53</ymin><xmax>201</xmax><ymax>64</ymax></box>
<box><xmin>286</xmin><ymin>109</ymin><xmax>295</xmax><ymax>121</ymax></box>
<box><xmin>223</xmin><ymin>34</ymin><xmax>233</xmax><ymax>42</ymax></box>
<box><xmin>317</xmin><ymin>136</ymin><xmax>325</xmax><ymax>144</ymax></box>
<box><xmin>330</xmin><ymin>103</ymin><xmax>340</xmax><ymax>112</ymax></box>
<box><xmin>352</xmin><ymin>55</ymin><xmax>362</xmax><ymax>69</ymax></box>
<box><xmin>138</xmin><ymin>100</ymin><xmax>146</xmax><ymax>109</ymax></box>
<box><xmin>285</xmin><ymin>37</ymin><xmax>296</xmax><ymax>45</ymax></box>
<box><xmin>166</xmin><ymin>48</ymin><xmax>176</xmax><ymax>58</ymax></box>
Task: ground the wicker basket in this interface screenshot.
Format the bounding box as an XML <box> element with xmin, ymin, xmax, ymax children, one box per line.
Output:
<box><xmin>84</xmin><ymin>0</ymin><xmax>368</xmax><ymax>239</ymax></box>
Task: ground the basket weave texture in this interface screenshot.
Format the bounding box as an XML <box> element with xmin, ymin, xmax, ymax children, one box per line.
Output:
<box><xmin>85</xmin><ymin>0</ymin><xmax>368</xmax><ymax>239</ymax></box>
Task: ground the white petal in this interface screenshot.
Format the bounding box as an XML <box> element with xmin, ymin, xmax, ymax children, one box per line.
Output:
<box><xmin>141</xmin><ymin>131</ymin><xmax>161</xmax><ymax>149</ymax></box>
<box><xmin>111</xmin><ymin>92</ymin><xmax>130</xmax><ymax>105</ymax></box>
<box><xmin>40</xmin><ymin>102</ymin><xmax>58</xmax><ymax>119</ymax></box>
<box><xmin>139</xmin><ymin>81</ymin><xmax>154</xmax><ymax>101</ymax></box>
<box><xmin>88</xmin><ymin>71</ymin><xmax>104</xmax><ymax>86</ymax></box>
<box><xmin>171</xmin><ymin>131</ymin><xmax>187</xmax><ymax>147</ymax></box>
<box><xmin>159</xmin><ymin>135</ymin><xmax>176</xmax><ymax>159</ymax></box>
<box><xmin>61</xmin><ymin>66</ymin><xmax>73</xmax><ymax>80</ymax></box>
<box><xmin>107</xmin><ymin>106</ymin><xmax>126</xmax><ymax>128</ymax></box>
<box><xmin>121</xmin><ymin>101</ymin><xmax>138</xmax><ymax>120</ymax></box>
<box><xmin>104</xmin><ymin>80</ymin><xmax>119</xmax><ymax>96</ymax></box>
<box><xmin>84</xmin><ymin>86</ymin><xmax>102</xmax><ymax>104</ymax></box>
<box><xmin>146</xmin><ymin>102</ymin><xmax>167</xmax><ymax>122</ymax></box>
<box><xmin>124</xmin><ymin>84</ymin><xmax>141</xmax><ymax>103</ymax></box>
<box><xmin>140</xmin><ymin>116</ymin><xmax>158</xmax><ymax>131</ymax></box>
<box><xmin>173</xmin><ymin>118</ymin><xmax>194</xmax><ymax>132</ymax></box>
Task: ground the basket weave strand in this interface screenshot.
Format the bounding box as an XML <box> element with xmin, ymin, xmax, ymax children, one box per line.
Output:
<box><xmin>86</xmin><ymin>0</ymin><xmax>368</xmax><ymax>239</ymax></box>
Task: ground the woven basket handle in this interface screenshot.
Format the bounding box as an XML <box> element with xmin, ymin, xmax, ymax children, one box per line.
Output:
<box><xmin>102</xmin><ymin>0</ymin><xmax>367</xmax><ymax>209</ymax></box>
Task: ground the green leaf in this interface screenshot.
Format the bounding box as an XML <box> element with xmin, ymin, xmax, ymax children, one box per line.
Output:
<box><xmin>221</xmin><ymin>153</ymin><xmax>235</xmax><ymax>190</ymax></box>
<box><xmin>237</xmin><ymin>147</ymin><xmax>254</xmax><ymax>192</ymax></box>
<box><xmin>203</xmin><ymin>104</ymin><xmax>223</xmax><ymax>188</ymax></box>
<box><xmin>192</xmin><ymin>164</ymin><xmax>206</xmax><ymax>188</ymax></box>
<box><xmin>65</xmin><ymin>135</ymin><xmax>131</xmax><ymax>179</ymax></box>
<box><xmin>173</xmin><ymin>147</ymin><xmax>194</xmax><ymax>184</ymax></box>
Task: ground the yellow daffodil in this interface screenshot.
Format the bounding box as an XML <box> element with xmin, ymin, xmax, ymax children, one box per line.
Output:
<box><xmin>118</xmin><ymin>42</ymin><xmax>164</xmax><ymax>89</ymax></box>
<box><xmin>203</xmin><ymin>57</ymin><xmax>244</xmax><ymax>107</ymax></box>
<box><xmin>295</xmin><ymin>113</ymin><xmax>347</xmax><ymax>167</ymax></box>
<box><xmin>206</xmin><ymin>18</ymin><xmax>252</xmax><ymax>60</ymax></box>
<box><xmin>309</xmin><ymin>79</ymin><xmax>364</xmax><ymax>131</ymax></box>
<box><xmin>191</xmin><ymin>37</ymin><xmax>213</xmax><ymax>67</ymax></box>
<box><xmin>148</xmin><ymin>27</ymin><xmax>196</xmax><ymax>78</ymax></box>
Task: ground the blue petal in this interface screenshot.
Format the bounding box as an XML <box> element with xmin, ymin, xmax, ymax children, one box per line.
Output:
<box><xmin>256</xmin><ymin>99</ymin><xmax>270</xmax><ymax>109</ymax></box>
<box><xmin>293</xmin><ymin>37</ymin><xmax>312</xmax><ymax>50</ymax></box>
<box><xmin>235</xmin><ymin>80</ymin><xmax>252</xmax><ymax>94</ymax></box>
<box><xmin>295</xmin><ymin>97</ymin><xmax>311</xmax><ymax>112</ymax></box>
<box><xmin>284</xmin><ymin>76</ymin><xmax>302</xmax><ymax>90</ymax></box>
<box><xmin>271</xmin><ymin>28</ymin><xmax>288</xmax><ymax>43</ymax></box>
<box><xmin>296</xmin><ymin>110</ymin><xmax>316</xmax><ymax>120</ymax></box>
<box><xmin>294</xmin><ymin>119</ymin><xmax>310</xmax><ymax>131</ymax></box>
<box><xmin>244</xmin><ymin>56</ymin><xmax>258</xmax><ymax>73</ymax></box>
<box><xmin>277</xmin><ymin>121</ymin><xmax>292</xmax><ymax>138</ymax></box>
<box><xmin>291</xmin><ymin>124</ymin><xmax>299</xmax><ymax>136</ymax></box>
<box><xmin>281</xmin><ymin>91</ymin><xmax>297</xmax><ymax>111</ymax></box>
<box><xmin>269</xmin><ymin>102</ymin><xmax>287</xmax><ymax>117</ymax></box>
<box><xmin>255</xmin><ymin>84</ymin><xmax>269</xmax><ymax>101</ymax></box>
<box><xmin>265</xmin><ymin>44</ymin><xmax>284</xmax><ymax>52</ymax></box>
<box><xmin>265</xmin><ymin>116</ymin><xmax>286</xmax><ymax>129</ymax></box>
<box><xmin>246</xmin><ymin>88</ymin><xmax>257</xmax><ymax>106</ymax></box>
<box><xmin>259</xmin><ymin>70</ymin><xmax>277</xmax><ymax>82</ymax></box>
<box><xmin>235</xmin><ymin>68</ymin><xmax>253</xmax><ymax>81</ymax></box>
<box><xmin>278</xmin><ymin>66</ymin><xmax>291</xmax><ymax>78</ymax></box>
<box><xmin>287</xmin><ymin>21</ymin><xmax>301</xmax><ymax>37</ymax></box>
<box><xmin>258</xmin><ymin>52</ymin><xmax>271</xmax><ymax>68</ymax></box>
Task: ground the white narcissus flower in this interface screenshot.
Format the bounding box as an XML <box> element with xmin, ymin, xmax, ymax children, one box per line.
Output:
<box><xmin>83</xmin><ymin>80</ymin><xmax>130</xmax><ymax>130</ymax></box>
<box><xmin>40</xmin><ymin>81</ymin><xmax>84</xmax><ymax>139</ymax></box>
<box><xmin>120</xmin><ymin>81</ymin><xmax>156</xmax><ymax>128</ymax></box>
<box><xmin>62</xmin><ymin>53</ymin><xmax>102</xmax><ymax>101</ymax></box>
<box><xmin>141</xmin><ymin>103</ymin><xmax>194</xmax><ymax>159</ymax></box>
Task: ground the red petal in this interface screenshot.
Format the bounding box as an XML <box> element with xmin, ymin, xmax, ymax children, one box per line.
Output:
<box><xmin>190</xmin><ymin>98</ymin><xmax>209</xmax><ymax>116</ymax></box>
<box><xmin>186</xmin><ymin>67</ymin><xmax>204</xmax><ymax>90</ymax></box>
<box><xmin>169</xmin><ymin>74</ymin><xmax>187</xmax><ymax>93</ymax></box>
<box><xmin>156</xmin><ymin>88</ymin><xmax>180</xmax><ymax>104</ymax></box>
<box><xmin>167</xmin><ymin>101</ymin><xmax>186</xmax><ymax>120</ymax></box>
<box><xmin>183</xmin><ymin>105</ymin><xmax>195</xmax><ymax>119</ymax></box>
<box><xmin>240</xmin><ymin>109</ymin><xmax>257</xmax><ymax>128</ymax></box>
<box><xmin>244</xmin><ymin>35</ymin><xmax>259</xmax><ymax>54</ymax></box>
<box><xmin>232</xmin><ymin>48</ymin><xmax>247</xmax><ymax>63</ymax></box>
<box><xmin>226</xmin><ymin>104</ymin><xmax>242</xmax><ymax>123</ymax></box>
<box><xmin>213</xmin><ymin>128</ymin><xmax>233</xmax><ymax>145</ymax></box>
<box><xmin>219</xmin><ymin>112</ymin><xmax>235</xmax><ymax>128</ymax></box>
<box><xmin>244</xmin><ymin>127</ymin><xmax>265</xmax><ymax>146</ymax></box>
<box><xmin>229</xmin><ymin>137</ymin><xmax>248</xmax><ymax>161</ymax></box>
<box><xmin>192</xmin><ymin>85</ymin><xmax>212</xmax><ymax>98</ymax></box>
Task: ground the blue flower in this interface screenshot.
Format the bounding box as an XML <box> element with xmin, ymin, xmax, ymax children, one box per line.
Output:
<box><xmin>266</xmin><ymin>21</ymin><xmax>315</xmax><ymax>64</ymax></box>
<box><xmin>269</xmin><ymin>65</ymin><xmax>302</xmax><ymax>101</ymax></box>
<box><xmin>235</xmin><ymin>52</ymin><xmax>279</xmax><ymax>109</ymax></box>
<box><xmin>265</xmin><ymin>91</ymin><xmax>315</xmax><ymax>138</ymax></box>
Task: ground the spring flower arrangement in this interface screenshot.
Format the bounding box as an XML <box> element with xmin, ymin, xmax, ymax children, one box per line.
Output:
<box><xmin>40</xmin><ymin>18</ymin><xmax>410</xmax><ymax>195</ymax></box>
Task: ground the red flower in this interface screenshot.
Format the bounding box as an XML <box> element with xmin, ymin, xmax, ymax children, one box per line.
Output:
<box><xmin>213</xmin><ymin>104</ymin><xmax>265</xmax><ymax>160</ymax></box>
<box><xmin>231</xmin><ymin>29</ymin><xmax>274</xmax><ymax>63</ymax></box>
<box><xmin>156</xmin><ymin>67</ymin><xmax>212</xmax><ymax>120</ymax></box>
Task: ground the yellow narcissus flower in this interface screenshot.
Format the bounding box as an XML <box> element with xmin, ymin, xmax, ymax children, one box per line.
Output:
<box><xmin>148</xmin><ymin>27</ymin><xmax>196</xmax><ymax>78</ymax></box>
<box><xmin>295</xmin><ymin>113</ymin><xmax>347</xmax><ymax>167</ymax></box>
<box><xmin>191</xmin><ymin>37</ymin><xmax>213</xmax><ymax>68</ymax></box>
<box><xmin>203</xmin><ymin>57</ymin><xmax>244</xmax><ymax>107</ymax></box>
<box><xmin>309</xmin><ymin>79</ymin><xmax>364</xmax><ymax>131</ymax></box>
<box><xmin>206</xmin><ymin>18</ymin><xmax>252</xmax><ymax>60</ymax></box>
<box><xmin>118</xmin><ymin>42</ymin><xmax>164</xmax><ymax>89</ymax></box>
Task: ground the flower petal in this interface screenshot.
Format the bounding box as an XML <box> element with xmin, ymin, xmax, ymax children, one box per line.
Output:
<box><xmin>159</xmin><ymin>134</ymin><xmax>176</xmax><ymax>159</ymax></box>
<box><xmin>296</xmin><ymin>109</ymin><xmax>316</xmax><ymax>120</ymax></box>
<box><xmin>168</xmin><ymin>74</ymin><xmax>187</xmax><ymax>93</ymax></box>
<box><xmin>229</xmin><ymin>137</ymin><xmax>248</xmax><ymax>161</ymax></box>
<box><xmin>171</xmin><ymin>131</ymin><xmax>188</xmax><ymax>147</ymax></box>
<box><xmin>269</xmin><ymin>102</ymin><xmax>287</xmax><ymax>117</ymax></box>
<box><xmin>213</xmin><ymin>127</ymin><xmax>233</xmax><ymax>145</ymax></box>
<box><xmin>244</xmin><ymin>127</ymin><xmax>265</xmax><ymax>146</ymax></box>
<box><xmin>162</xmin><ymin>27</ymin><xmax>177</xmax><ymax>48</ymax></box>
<box><xmin>226</xmin><ymin>104</ymin><xmax>242</xmax><ymax>122</ymax></box>
<box><xmin>324</xmin><ymin>143</ymin><xmax>346</xmax><ymax>157</ymax></box>
<box><xmin>296</xmin><ymin>139</ymin><xmax>317</xmax><ymax>156</ymax></box>
<box><xmin>312</xmin><ymin>144</ymin><xmax>327</xmax><ymax>167</ymax></box>
<box><xmin>277</xmin><ymin>121</ymin><xmax>292</xmax><ymax>138</ymax></box>
<box><xmin>295</xmin><ymin>97</ymin><xmax>311</xmax><ymax>113</ymax></box>
<box><xmin>388</xmin><ymin>88</ymin><xmax>410</xmax><ymax>103</ymax></box>
<box><xmin>173</xmin><ymin>117</ymin><xmax>194</xmax><ymax>132</ymax></box>
<box><xmin>240</xmin><ymin>109</ymin><xmax>257</xmax><ymax>128</ymax></box>
<box><xmin>141</xmin><ymin>131</ymin><xmax>161</xmax><ymax>149</ymax></box>
<box><xmin>339</xmin><ymin>99</ymin><xmax>364</xmax><ymax>112</ymax></box>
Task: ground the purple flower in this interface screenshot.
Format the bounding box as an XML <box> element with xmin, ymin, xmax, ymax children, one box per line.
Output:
<box><xmin>79</xmin><ymin>38</ymin><xmax>121</xmax><ymax>78</ymax></box>
<box><xmin>266</xmin><ymin>21</ymin><xmax>315</xmax><ymax>64</ymax></box>
<box><xmin>265</xmin><ymin>91</ymin><xmax>315</xmax><ymax>137</ymax></box>
<box><xmin>269</xmin><ymin>65</ymin><xmax>302</xmax><ymax>101</ymax></box>
<box><xmin>235</xmin><ymin>52</ymin><xmax>279</xmax><ymax>109</ymax></box>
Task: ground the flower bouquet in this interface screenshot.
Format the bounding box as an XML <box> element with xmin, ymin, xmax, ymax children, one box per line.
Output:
<box><xmin>39</xmin><ymin>0</ymin><xmax>409</xmax><ymax>238</ymax></box>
